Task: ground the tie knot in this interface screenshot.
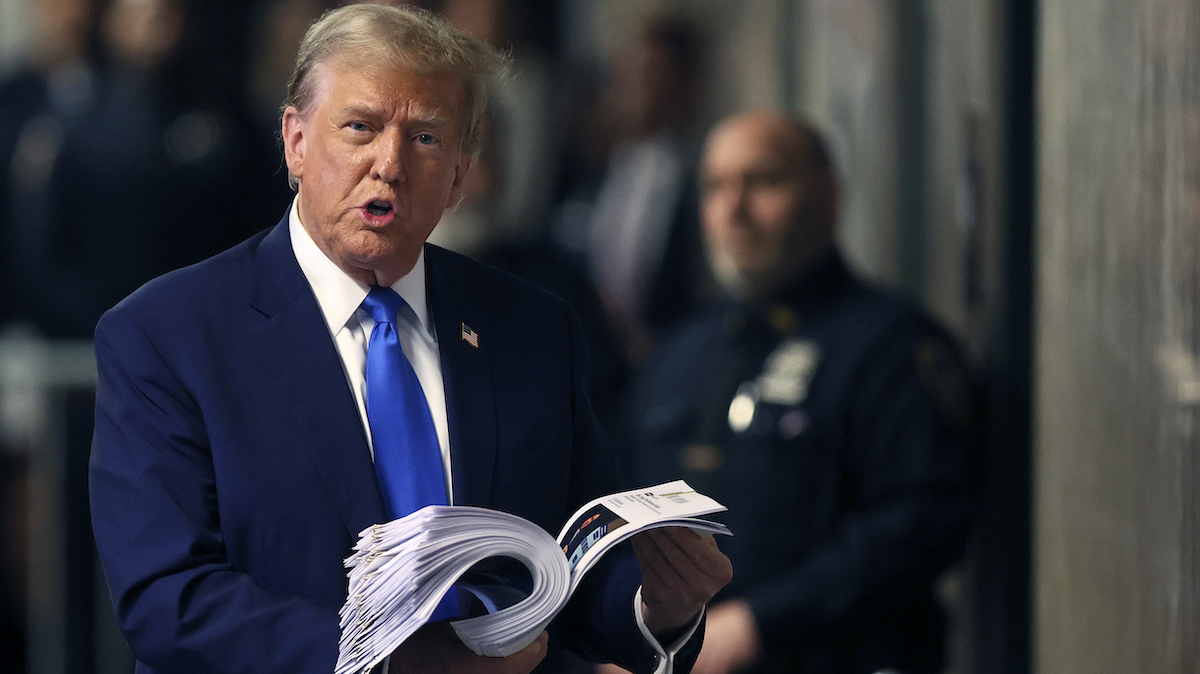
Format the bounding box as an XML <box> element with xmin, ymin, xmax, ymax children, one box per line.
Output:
<box><xmin>361</xmin><ymin>286</ymin><xmax>406</xmax><ymax>325</ymax></box>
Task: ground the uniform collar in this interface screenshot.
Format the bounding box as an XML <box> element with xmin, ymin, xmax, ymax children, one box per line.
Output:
<box><xmin>724</xmin><ymin>250</ymin><xmax>851</xmax><ymax>338</ymax></box>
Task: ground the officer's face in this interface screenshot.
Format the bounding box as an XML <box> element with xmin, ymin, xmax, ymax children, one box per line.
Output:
<box><xmin>700</xmin><ymin>113</ymin><xmax>836</xmax><ymax>300</ymax></box>
<box><xmin>282</xmin><ymin>57</ymin><xmax>472</xmax><ymax>286</ymax></box>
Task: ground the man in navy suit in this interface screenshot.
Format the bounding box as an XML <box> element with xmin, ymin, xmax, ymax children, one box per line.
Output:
<box><xmin>88</xmin><ymin>5</ymin><xmax>730</xmax><ymax>673</ymax></box>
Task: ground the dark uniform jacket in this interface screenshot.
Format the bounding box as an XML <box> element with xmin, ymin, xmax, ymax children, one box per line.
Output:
<box><xmin>621</xmin><ymin>252</ymin><xmax>977</xmax><ymax>674</ymax></box>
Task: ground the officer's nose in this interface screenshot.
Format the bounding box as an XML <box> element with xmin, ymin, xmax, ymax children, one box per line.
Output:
<box><xmin>727</xmin><ymin>179</ymin><xmax>752</xmax><ymax>220</ymax></box>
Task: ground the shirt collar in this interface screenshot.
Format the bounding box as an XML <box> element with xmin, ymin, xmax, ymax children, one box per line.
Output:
<box><xmin>288</xmin><ymin>198</ymin><xmax>433</xmax><ymax>338</ymax></box>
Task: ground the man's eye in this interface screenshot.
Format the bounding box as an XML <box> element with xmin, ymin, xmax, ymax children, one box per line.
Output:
<box><xmin>348</xmin><ymin>122</ymin><xmax>369</xmax><ymax>132</ymax></box>
<box><xmin>416</xmin><ymin>133</ymin><xmax>437</xmax><ymax>145</ymax></box>
<box><xmin>756</xmin><ymin>170</ymin><xmax>797</xmax><ymax>186</ymax></box>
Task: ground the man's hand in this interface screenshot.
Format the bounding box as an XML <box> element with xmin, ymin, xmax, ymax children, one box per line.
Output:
<box><xmin>630</xmin><ymin>527</ymin><xmax>733</xmax><ymax>639</ymax></box>
<box><xmin>388</xmin><ymin>622</ymin><xmax>549</xmax><ymax>674</ymax></box>
<box><xmin>691</xmin><ymin>599</ymin><xmax>761</xmax><ymax>674</ymax></box>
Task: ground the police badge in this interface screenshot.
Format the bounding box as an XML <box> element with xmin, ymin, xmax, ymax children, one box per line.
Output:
<box><xmin>728</xmin><ymin>339</ymin><xmax>822</xmax><ymax>434</ymax></box>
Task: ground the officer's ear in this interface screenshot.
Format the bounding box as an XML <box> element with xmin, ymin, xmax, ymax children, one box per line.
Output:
<box><xmin>818</xmin><ymin>171</ymin><xmax>841</xmax><ymax>235</ymax></box>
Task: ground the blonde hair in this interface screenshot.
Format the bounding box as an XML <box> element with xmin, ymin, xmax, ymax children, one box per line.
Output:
<box><xmin>283</xmin><ymin>3</ymin><xmax>507</xmax><ymax>158</ymax></box>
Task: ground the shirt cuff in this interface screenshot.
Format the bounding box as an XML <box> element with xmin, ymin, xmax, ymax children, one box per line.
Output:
<box><xmin>632</xmin><ymin>585</ymin><xmax>705</xmax><ymax>674</ymax></box>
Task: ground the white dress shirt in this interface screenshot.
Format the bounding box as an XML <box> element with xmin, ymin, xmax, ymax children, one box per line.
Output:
<box><xmin>289</xmin><ymin>201</ymin><xmax>454</xmax><ymax>503</ymax></box>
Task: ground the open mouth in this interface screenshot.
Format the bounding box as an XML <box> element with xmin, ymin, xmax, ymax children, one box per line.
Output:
<box><xmin>365</xmin><ymin>200</ymin><xmax>394</xmax><ymax>216</ymax></box>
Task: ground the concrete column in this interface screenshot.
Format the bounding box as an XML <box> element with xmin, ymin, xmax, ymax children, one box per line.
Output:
<box><xmin>1036</xmin><ymin>2</ymin><xmax>1200</xmax><ymax>672</ymax></box>
<box><xmin>798</xmin><ymin>0</ymin><xmax>903</xmax><ymax>285</ymax></box>
<box><xmin>0</xmin><ymin>0</ymin><xmax>30</xmax><ymax>74</ymax></box>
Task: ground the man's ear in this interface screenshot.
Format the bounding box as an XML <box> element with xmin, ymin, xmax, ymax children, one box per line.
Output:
<box><xmin>823</xmin><ymin>173</ymin><xmax>842</xmax><ymax>227</ymax></box>
<box><xmin>281</xmin><ymin>107</ymin><xmax>307</xmax><ymax>181</ymax></box>
<box><xmin>445</xmin><ymin>155</ymin><xmax>474</xmax><ymax>209</ymax></box>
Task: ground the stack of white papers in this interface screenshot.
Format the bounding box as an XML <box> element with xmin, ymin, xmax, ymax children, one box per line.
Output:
<box><xmin>335</xmin><ymin>480</ymin><xmax>730</xmax><ymax>674</ymax></box>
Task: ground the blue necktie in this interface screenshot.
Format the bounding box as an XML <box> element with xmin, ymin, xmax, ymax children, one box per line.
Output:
<box><xmin>362</xmin><ymin>286</ymin><xmax>458</xmax><ymax>621</ymax></box>
<box><xmin>361</xmin><ymin>286</ymin><xmax>448</xmax><ymax>518</ymax></box>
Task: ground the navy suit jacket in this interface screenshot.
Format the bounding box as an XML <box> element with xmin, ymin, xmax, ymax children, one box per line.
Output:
<box><xmin>89</xmin><ymin>217</ymin><xmax>669</xmax><ymax>673</ymax></box>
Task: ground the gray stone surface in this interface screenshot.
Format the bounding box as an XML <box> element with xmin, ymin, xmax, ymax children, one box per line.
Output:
<box><xmin>1036</xmin><ymin>2</ymin><xmax>1200</xmax><ymax>672</ymax></box>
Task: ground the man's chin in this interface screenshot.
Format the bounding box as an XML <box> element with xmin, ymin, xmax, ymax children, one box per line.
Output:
<box><xmin>335</xmin><ymin>244</ymin><xmax>421</xmax><ymax>286</ymax></box>
<box><xmin>712</xmin><ymin>268</ymin><xmax>755</xmax><ymax>302</ymax></box>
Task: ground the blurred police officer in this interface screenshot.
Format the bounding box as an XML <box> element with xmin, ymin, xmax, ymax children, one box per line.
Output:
<box><xmin>619</xmin><ymin>111</ymin><xmax>977</xmax><ymax>674</ymax></box>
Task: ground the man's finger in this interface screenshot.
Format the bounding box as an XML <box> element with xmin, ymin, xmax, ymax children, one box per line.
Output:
<box><xmin>632</xmin><ymin>527</ymin><xmax>734</xmax><ymax>638</ymax></box>
<box><xmin>499</xmin><ymin>631</ymin><xmax>549</xmax><ymax>673</ymax></box>
<box><xmin>634</xmin><ymin>528</ymin><xmax>731</xmax><ymax>586</ymax></box>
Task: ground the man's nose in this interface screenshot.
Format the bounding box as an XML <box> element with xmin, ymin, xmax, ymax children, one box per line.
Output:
<box><xmin>727</xmin><ymin>181</ymin><xmax>751</xmax><ymax>218</ymax></box>
<box><xmin>372</xmin><ymin>132</ymin><xmax>405</xmax><ymax>183</ymax></box>
<box><xmin>705</xmin><ymin>182</ymin><xmax>748</xmax><ymax>223</ymax></box>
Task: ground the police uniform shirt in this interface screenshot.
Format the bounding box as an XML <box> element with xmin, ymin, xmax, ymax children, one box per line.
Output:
<box><xmin>622</xmin><ymin>252</ymin><xmax>975</xmax><ymax>674</ymax></box>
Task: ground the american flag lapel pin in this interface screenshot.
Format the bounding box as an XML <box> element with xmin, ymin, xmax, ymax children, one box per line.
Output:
<box><xmin>461</xmin><ymin>322</ymin><xmax>479</xmax><ymax>348</ymax></box>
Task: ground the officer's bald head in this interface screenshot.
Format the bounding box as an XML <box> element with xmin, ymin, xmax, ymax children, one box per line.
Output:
<box><xmin>699</xmin><ymin>111</ymin><xmax>840</xmax><ymax>301</ymax></box>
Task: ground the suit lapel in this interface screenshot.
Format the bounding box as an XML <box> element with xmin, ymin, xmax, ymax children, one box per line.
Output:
<box><xmin>425</xmin><ymin>245</ymin><xmax>497</xmax><ymax>507</ymax></box>
<box><xmin>247</xmin><ymin>219</ymin><xmax>387</xmax><ymax>537</ymax></box>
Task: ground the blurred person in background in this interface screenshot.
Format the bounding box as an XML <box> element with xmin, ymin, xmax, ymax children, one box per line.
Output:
<box><xmin>550</xmin><ymin>16</ymin><xmax>712</xmax><ymax>365</ymax></box>
<box><xmin>612</xmin><ymin>111</ymin><xmax>977</xmax><ymax>674</ymax></box>
<box><xmin>434</xmin><ymin>0</ymin><xmax>561</xmax><ymax>237</ymax></box>
<box><xmin>428</xmin><ymin>0</ymin><xmax>629</xmax><ymax>424</ymax></box>
<box><xmin>247</xmin><ymin>0</ymin><xmax>337</xmax><ymax>134</ymax></box>
<box><xmin>0</xmin><ymin>2</ymin><xmax>287</xmax><ymax>669</ymax></box>
<box><xmin>3</xmin><ymin>0</ymin><xmax>283</xmax><ymax>339</ymax></box>
<box><xmin>0</xmin><ymin>0</ymin><xmax>99</xmax><ymax>329</ymax></box>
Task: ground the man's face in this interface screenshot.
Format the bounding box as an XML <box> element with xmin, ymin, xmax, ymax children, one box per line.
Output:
<box><xmin>282</xmin><ymin>58</ymin><xmax>471</xmax><ymax>285</ymax></box>
<box><xmin>699</xmin><ymin>115</ymin><xmax>835</xmax><ymax>300</ymax></box>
